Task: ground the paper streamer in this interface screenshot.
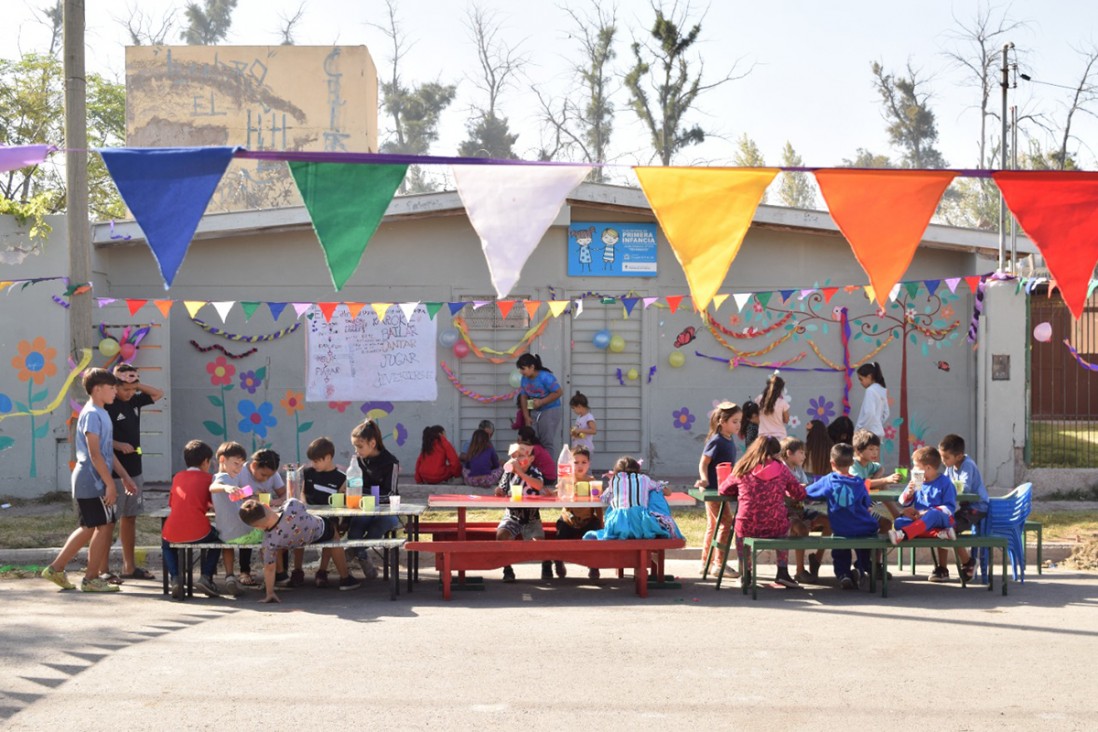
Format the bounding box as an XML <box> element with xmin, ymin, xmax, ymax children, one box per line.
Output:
<box><xmin>191</xmin><ymin>317</ymin><xmax>300</xmax><ymax>342</ymax></box>
<box><xmin>0</xmin><ymin>348</ymin><xmax>93</xmax><ymax>422</ymax></box>
<box><xmin>189</xmin><ymin>340</ymin><xmax>259</xmax><ymax>359</ymax></box>
<box><xmin>705</xmin><ymin>311</ymin><xmax>793</xmax><ymax>339</ymax></box>
<box><xmin>694</xmin><ymin>350</ymin><xmax>810</xmax><ymax>371</ymax></box>
<box><xmin>439</xmin><ymin>361</ymin><xmax>519</xmax><ymax>403</ymax></box>
<box><xmin>1064</xmin><ymin>339</ymin><xmax>1098</xmax><ymax>372</ymax></box>
<box><xmin>452</xmin><ymin>312</ymin><xmax>553</xmax><ymax>364</ymax></box>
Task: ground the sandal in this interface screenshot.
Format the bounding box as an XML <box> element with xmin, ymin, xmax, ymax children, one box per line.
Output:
<box><xmin>121</xmin><ymin>568</ymin><xmax>156</xmax><ymax>581</ymax></box>
<box><xmin>237</xmin><ymin>573</ymin><xmax>257</xmax><ymax>587</ymax></box>
<box><xmin>103</xmin><ymin>572</ymin><xmax>124</xmax><ymax>586</ymax></box>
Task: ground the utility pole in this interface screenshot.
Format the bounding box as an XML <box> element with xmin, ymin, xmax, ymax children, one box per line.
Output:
<box><xmin>64</xmin><ymin>0</ymin><xmax>92</xmax><ymax>362</ymax></box>
<box><xmin>997</xmin><ymin>42</ymin><xmax>1013</xmax><ymax>273</ymax></box>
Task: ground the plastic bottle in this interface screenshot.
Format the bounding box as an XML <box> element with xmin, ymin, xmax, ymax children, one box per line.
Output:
<box><xmin>556</xmin><ymin>444</ymin><xmax>575</xmax><ymax>500</ymax></box>
<box><xmin>346</xmin><ymin>457</ymin><xmax>364</xmax><ymax>507</ymax></box>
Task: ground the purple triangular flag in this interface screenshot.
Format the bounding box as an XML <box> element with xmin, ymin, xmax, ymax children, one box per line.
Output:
<box><xmin>99</xmin><ymin>147</ymin><xmax>236</xmax><ymax>288</ymax></box>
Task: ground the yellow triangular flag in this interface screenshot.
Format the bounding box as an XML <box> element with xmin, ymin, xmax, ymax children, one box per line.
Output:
<box><xmin>864</xmin><ymin>285</ymin><xmax>875</xmax><ymax>302</ymax></box>
<box><xmin>372</xmin><ymin>302</ymin><xmax>393</xmax><ymax>321</ymax></box>
<box><xmin>634</xmin><ymin>167</ymin><xmax>778</xmax><ymax>311</ymax></box>
<box><xmin>547</xmin><ymin>300</ymin><xmax>569</xmax><ymax>318</ymax></box>
<box><xmin>184</xmin><ymin>301</ymin><xmax>206</xmax><ymax>319</ymax></box>
<box><xmin>711</xmin><ymin>293</ymin><xmax>729</xmax><ymax>311</ymax></box>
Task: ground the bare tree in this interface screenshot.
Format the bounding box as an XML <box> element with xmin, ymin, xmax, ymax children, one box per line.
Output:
<box><xmin>180</xmin><ymin>0</ymin><xmax>237</xmax><ymax>45</ymax></box>
<box><xmin>459</xmin><ymin>4</ymin><xmax>526</xmax><ymax>158</ymax></box>
<box><xmin>277</xmin><ymin>2</ymin><xmax>306</xmax><ymax>46</ymax></box>
<box><xmin>117</xmin><ymin>2</ymin><xmax>177</xmax><ymax>46</ymax></box>
<box><xmin>871</xmin><ymin>61</ymin><xmax>948</xmax><ymax>168</ymax></box>
<box><xmin>33</xmin><ymin>1</ymin><xmax>63</xmax><ymax>56</ymax></box>
<box><xmin>1054</xmin><ymin>45</ymin><xmax>1098</xmax><ymax>169</ymax></box>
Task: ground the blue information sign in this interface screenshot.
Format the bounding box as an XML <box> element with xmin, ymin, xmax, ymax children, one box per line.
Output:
<box><xmin>567</xmin><ymin>222</ymin><xmax>658</xmax><ymax>277</ymax></box>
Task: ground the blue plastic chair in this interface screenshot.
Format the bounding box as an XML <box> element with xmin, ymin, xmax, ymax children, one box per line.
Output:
<box><xmin>977</xmin><ymin>482</ymin><xmax>1033</xmax><ymax>583</ymax></box>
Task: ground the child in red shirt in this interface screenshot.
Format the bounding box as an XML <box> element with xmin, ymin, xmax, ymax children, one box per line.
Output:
<box><xmin>414</xmin><ymin>425</ymin><xmax>462</xmax><ymax>484</ymax></box>
<box><xmin>162</xmin><ymin>440</ymin><xmax>222</xmax><ymax>599</ymax></box>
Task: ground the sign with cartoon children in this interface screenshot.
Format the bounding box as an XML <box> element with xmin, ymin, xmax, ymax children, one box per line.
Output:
<box><xmin>567</xmin><ymin>222</ymin><xmax>658</xmax><ymax>277</ymax></box>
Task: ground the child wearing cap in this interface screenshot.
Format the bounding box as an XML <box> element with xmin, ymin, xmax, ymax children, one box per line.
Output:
<box><xmin>493</xmin><ymin>442</ymin><xmax>546</xmax><ymax>583</ymax></box>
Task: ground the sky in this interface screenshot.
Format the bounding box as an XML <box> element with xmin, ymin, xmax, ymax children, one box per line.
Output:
<box><xmin>3</xmin><ymin>0</ymin><xmax>1096</xmax><ymax>178</ymax></box>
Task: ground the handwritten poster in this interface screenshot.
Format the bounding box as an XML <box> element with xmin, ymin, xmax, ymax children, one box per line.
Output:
<box><xmin>305</xmin><ymin>305</ymin><xmax>437</xmax><ymax>402</ymax></box>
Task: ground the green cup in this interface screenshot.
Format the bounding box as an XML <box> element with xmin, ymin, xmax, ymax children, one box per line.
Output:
<box><xmin>896</xmin><ymin>467</ymin><xmax>908</xmax><ymax>481</ymax></box>
<box><xmin>328</xmin><ymin>493</ymin><xmax>345</xmax><ymax>508</ymax></box>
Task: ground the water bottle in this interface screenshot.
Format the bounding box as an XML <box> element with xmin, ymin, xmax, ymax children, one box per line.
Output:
<box><xmin>285</xmin><ymin>463</ymin><xmax>300</xmax><ymax>501</ymax></box>
<box><xmin>346</xmin><ymin>457</ymin><xmax>364</xmax><ymax>508</ymax></box>
<box><xmin>556</xmin><ymin>444</ymin><xmax>575</xmax><ymax>500</ymax></box>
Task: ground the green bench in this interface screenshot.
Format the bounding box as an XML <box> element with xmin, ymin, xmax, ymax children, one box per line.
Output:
<box><xmin>1025</xmin><ymin>520</ymin><xmax>1043</xmax><ymax>573</ymax></box>
<box><xmin>741</xmin><ymin>534</ymin><xmax>1010</xmax><ymax>600</ymax></box>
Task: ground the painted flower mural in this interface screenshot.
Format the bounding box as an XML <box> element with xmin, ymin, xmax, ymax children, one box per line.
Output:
<box><xmin>672</xmin><ymin>407</ymin><xmax>695</xmax><ymax>431</ymax></box>
<box><xmin>203</xmin><ymin>358</ymin><xmax>236</xmax><ymax>439</ymax></box>
<box><xmin>239</xmin><ymin>370</ymin><xmax>262</xmax><ymax>395</ymax></box>
<box><xmin>238</xmin><ymin>400</ymin><xmax>277</xmax><ymax>441</ymax></box>
<box><xmin>328</xmin><ymin>401</ymin><xmax>352</xmax><ymax>413</ymax></box>
<box><xmin>281</xmin><ymin>390</ymin><xmax>312</xmax><ymax>463</ymax></box>
<box><xmin>206</xmin><ymin>356</ymin><xmax>235</xmax><ymax>386</ymax></box>
<box><xmin>10</xmin><ymin>337</ymin><xmax>58</xmax><ymax>475</ymax></box>
<box><xmin>807</xmin><ymin>395</ymin><xmax>836</xmax><ymax>423</ymax></box>
<box><xmin>0</xmin><ymin>392</ymin><xmax>12</xmax><ymax>452</ymax></box>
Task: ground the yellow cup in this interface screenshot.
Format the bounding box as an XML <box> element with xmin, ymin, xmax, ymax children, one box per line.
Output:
<box><xmin>575</xmin><ymin>481</ymin><xmax>590</xmax><ymax>497</ymax></box>
<box><xmin>328</xmin><ymin>493</ymin><xmax>345</xmax><ymax>508</ymax></box>
<box><xmin>510</xmin><ymin>484</ymin><xmax>523</xmax><ymax>501</ymax></box>
<box><xmin>360</xmin><ymin>496</ymin><xmax>375</xmax><ymax>511</ymax></box>
<box><xmin>347</xmin><ymin>494</ymin><xmax>361</xmax><ymax>509</ymax></box>
<box><xmin>258</xmin><ymin>493</ymin><xmax>271</xmax><ymax>506</ymax></box>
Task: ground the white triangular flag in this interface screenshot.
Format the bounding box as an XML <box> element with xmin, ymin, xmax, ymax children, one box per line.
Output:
<box><xmin>212</xmin><ymin>301</ymin><xmax>235</xmax><ymax>322</ymax></box>
<box><xmin>399</xmin><ymin>301</ymin><xmax>419</xmax><ymax>322</ymax></box>
<box><xmin>452</xmin><ymin>164</ymin><xmax>593</xmax><ymax>298</ymax></box>
<box><xmin>573</xmin><ymin>298</ymin><xmax>584</xmax><ymax>318</ymax></box>
<box><xmin>732</xmin><ymin>293</ymin><xmax>752</xmax><ymax>312</ymax></box>
<box><xmin>888</xmin><ymin>284</ymin><xmax>901</xmax><ymax>302</ymax></box>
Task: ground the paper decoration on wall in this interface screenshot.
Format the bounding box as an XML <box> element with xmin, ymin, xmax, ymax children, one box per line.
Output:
<box><xmin>936</xmin><ymin>361</ymin><xmax>951</xmax><ymax>372</ymax></box>
<box><xmin>673</xmin><ymin>326</ymin><xmax>696</xmax><ymax>348</ymax></box>
<box><xmin>705</xmin><ymin>311</ymin><xmax>793</xmax><ymax>340</ymax></box>
<box><xmin>189</xmin><ymin>340</ymin><xmax>259</xmax><ymax>359</ymax></box>
<box><xmin>453</xmin><ymin>163</ymin><xmax>592</xmax><ymax>298</ymax></box>
<box><xmin>191</xmin><ymin>317</ymin><xmax>301</xmax><ymax>342</ymax></box>
<box><xmin>0</xmin><ymin>144</ymin><xmax>50</xmax><ymax>173</ymax></box>
<box><xmin>634</xmin><ymin>167</ymin><xmax>778</xmax><ymax>311</ymax></box>
<box><xmin>440</xmin><ymin>361</ymin><xmax>519</xmax><ymax>403</ymax></box>
<box><xmin>288</xmin><ymin>162</ymin><xmax>408</xmax><ymax>290</ymax></box>
<box><xmin>814</xmin><ymin>169</ymin><xmax>956</xmax><ymax>309</ymax></box>
<box><xmin>451</xmin><ymin>313</ymin><xmax>553</xmax><ymax>364</ymax></box>
<box><xmin>994</xmin><ymin>171</ymin><xmax>1098</xmax><ymax>319</ymax></box>
<box><xmin>99</xmin><ymin>147</ymin><xmax>236</xmax><ymax>288</ymax></box>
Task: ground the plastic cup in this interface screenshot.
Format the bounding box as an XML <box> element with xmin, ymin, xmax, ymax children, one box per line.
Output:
<box><xmin>510</xmin><ymin>484</ymin><xmax>523</xmax><ymax>501</ymax></box>
<box><xmin>389</xmin><ymin>496</ymin><xmax>401</xmax><ymax>512</ymax></box>
<box><xmin>258</xmin><ymin>493</ymin><xmax>271</xmax><ymax>506</ymax></box>
<box><xmin>346</xmin><ymin>494</ymin><xmax>361</xmax><ymax>509</ymax></box>
<box><xmin>360</xmin><ymin>496</ymin><xmax>375</xmax><ymax>511</ymax></box>
<box><xmin>328</xmin><ymin>493</ymin><xmax>345</xmax><ymax>508</ymax></box>
<box><xmin>589</xmin><ymin>480</ymin><xmax>603</xmax><ymax>499</ymax></box>
<box><xmin>371</xmin><ymin>485</ymin><xmax>381</xmax><ymax>502</ymax></box>
<box><xmin>715</xmin><ymin>462</ymin><xmax>733</xmax><ymax>488</ymax></box>
<box><xmin>896</xmin><ymin>467</ymin><xmax>908</xmax><ymax>482</ymax></box>
<box><xmin>575</xmin><ymin>481</ymin><xmax>590</xmax><ymax>497</ymax></box>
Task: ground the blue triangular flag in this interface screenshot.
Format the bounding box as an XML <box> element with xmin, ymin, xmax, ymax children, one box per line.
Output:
<box><xmin>99</xmin><ymin>147</ymin><xmax>236</xmax><ymax>288</ymax></box>
<box><xmin>780</xmin><ymin>289</ymin><xmax>795</xmax><ymax>303</ymax></box>
<box><xmin>924</xmin><ymin>279</ymin><xmax>940</xmax><ymax>297</ymax></box>
<box><xmin>267</xmin><ymin>302</ymin><xmax>288</xmax><ymax>321</ymax></box>
<box><xmin>448</xmin><ymin>302</ymin><xmax>466</xmax><ymax>316</ymax></box>
<box><xmin>622</xmin><ymin>297</ymin><xmax>639</xmax><ymax>316</ymax></box>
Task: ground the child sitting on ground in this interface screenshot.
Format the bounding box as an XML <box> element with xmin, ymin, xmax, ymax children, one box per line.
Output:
<box><xmin>719</xmin><ymin>436</ymin><xmax>807</xmax><ymax>589</ymax></box>
<box><xmin>162</xmin><ymin>440</ymin><xmax>222</xmax><ymax>599</ymax></box>
<box><xmin>239</xmin><ymin>497</ymin><xmax>361</xmax><ymax>603</ymax></box>
<box><xmin>493</xmin><ymin>442</ymin><xmax>546</xmax><ymax>583</ymax></box>
<box><xmin>888</xmin><ymin>447</ymin><xmax>958</xmax><ymax>583</ymax></box>
<box><xmin>781</xmin><ymin>436</ymin><xmax>831</xmax><ymax>583</ymax></box>
<box><xmin>585</xmin><ymin>456</ymin><xmax>682</xmax><ymax>541</ymax></box>
<box><xmin>299</xmin><ymin>436</ymin><xmax>346</xmax><ymax>588</ymax></box>
<box><xmin>936</xmin><ymin>434</ymin><xmax>988</xmax><ymax>582</ymax></box>
<box><xmin>210</xmin><ymin>441</ymin><xmax>264</xmax><ymax>594</ymax></box>
<box><xmin>554</xmin><ymin>446</ymin><xmax>603</xmax><ymax>579</ymax></box>
<box><xmin>414</xmin><ymin>425</ymin><xmax>462</xmax><ymax>484</ymax></box>
<box><xmin>460</xmin><ymin>419</ymin><xmax>495</xmax><ymax>460</ymax></box>
<box><xmin>806</xmin><ymin>443</ymin><xmax>881</xmax><ymax>590</ymax></box>
<box><xmin>462</xmin><ymin>428</ymin><xmax>502</xmax><ymax>489</ymax></box>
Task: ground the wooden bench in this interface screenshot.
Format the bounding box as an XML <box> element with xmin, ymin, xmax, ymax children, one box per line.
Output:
<box><xmin>406</xmin><ymin>539</ymin><xmax>685</xmax><ymax>599</ymax></box>
<box><xmin>741</xmin><ymin>535</ymin><xmax>1010</xmax><ymax>600</ymax></box>
<box><xmin>166</xmin><ymin>538</ymin><xmax>406</xmax><ymax>601</ymax></box>
<box><xmin>418</xmin><ymin>522</ymin><xmax>561</xmax><ymax>541</ymax></box>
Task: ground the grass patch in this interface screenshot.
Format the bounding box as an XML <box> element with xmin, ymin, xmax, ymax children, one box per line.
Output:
<box><xmin>1042</xmin><ymin>486</ymin><xmax>1098</xmax><ymax>501</ymax></box>
<box><xmin>1029</xmin><ymin>421</ymin><xmax>1098</xmax><ymax>468</ymax></box>
<box><xmin>0</xmin><ymin>508</ymin><xmax>162</xmax><ymax>549</ymax></box>
<box><xmin>1028</xmin><ymin>511</ymin><xmax>1098</xmax><ymax>542</ymax></box>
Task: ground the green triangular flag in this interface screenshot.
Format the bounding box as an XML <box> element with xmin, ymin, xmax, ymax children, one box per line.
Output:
<box><xmin>288</xmin><ymin>162</ymin><xmax>408</xmax><ymax>290</ymax></box>
<box><xmin>240</xmin><ymin>301</ymin><xmax>262</xmax><ymax>321</ymax></box>
<box><xmin>425</xmin><ymin>302</ymin><xmax>443</xmax><ymax>320</ymax></box>
<box><xmin>904</xmin><ymin>282</ymin><xmax>920</xmax><ymax>299</ymax></box>
<box><xmin>755</xmin><ymin>292</ymin><xmax>771</xmax><ymax>308</ymax></box>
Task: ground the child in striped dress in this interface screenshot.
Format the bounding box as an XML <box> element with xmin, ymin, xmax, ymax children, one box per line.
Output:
<box><xmin>584</xmin><ymin>456</ymin><xmax>682</xmax><ymax>541</ymax></box>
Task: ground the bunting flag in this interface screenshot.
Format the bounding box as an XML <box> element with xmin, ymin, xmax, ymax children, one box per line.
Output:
<box><xmin>666</xmin><ymin>295</ymin><xmax>684</xmax><ymax>314</ymax></box>
<box><xmin>288</xmin><ymin>162</ymin><xmax>407</xmax><ymax>290</ymax></box>
<box><xmin>524</xmin><ymin>300</ymin><xmax>541</xmax><ymax>319</ymax></box>
<box><xmin>642</xmin><ymin>296</ymin><xmax>659</xmax><ymax>309</ymax></box>
<box><xmin>346</xmin><ymin>302</ymin><xmax>366</xmax><ymax>320</ymax></box>
<box><xmin>126</xmin><ymin>299</ymin><xmax>147</xmax><ymax>316</ymax></box>
<box><xmin>317</xmin><ymin>302</ymin><xmax>339</xmax><ymax>322</ymax></box>
<box><xmin>211</xmin><ymin>301</ymin><xmax>235</xmax><ymax>322</ymax></box>
<box><xmin>822</xmin><ymin>287</ymin><xmax>838</xmax><ymax>303</ymax></box>
<box><xmin>732</xmin><ymin>293</ymin><xmax>752</xmax><ymax>312</ymax></box>
<box><xmin>184</xmin><ymin>301</ymin><xmax>206</xmax><ymax>318</ymax></box>
<box><xmin>240</xmin><ymin>301</ymin><xmax>261</xmax><ymax>321</ymax></box>
<box><xmin>814</xmin><ymin>169</ymin><xmax>956</xmax><ymax>309</ymax></box>
<box><xmin>622</xmin><ymin>297</ymin><xmax>639</xmax><ymax>316</ymax></box>
<box><xmin>945</xmin><ymin>277</ymin><xmax>961</xmax><ymax>293</ymax></box>
<box><xmin>453</xmin><ymin>164</ymin><xmax>592</xmax><ymax>298</ymax></box>
<box><xmin>399</xmin><ymin>301</ymin><xmax>419</xmax><ymax>322</ymax></box>
<box><xmin>994</xmin><ymin>172</ymin><xmax>1098</xmax><ymax>319</ymax></box>
<box><xmin>447</xmin><ymin>302</ymin><xmax>466</xmax><ymax>316</ymax></box>
<box><xmin>497</xmin><ymin>300</ymin><xmax>516</xmax><ymax>319</ymax></box>
<box><xmin>711</xmin><ymin>293</ymin><xmax>729</xmax><ymax>311</ymax></box>
<box><xmin>292</xmin><ymin>302</ymin><xmax>312</xmax><ymax>318</ymax></box>
<box><xmin>99</xmin><ymin>147</ymin><xmax>236</xmax><ymax>288</ymax></box>
<box><xmin>372</xmin><ymin>302</ymin><xmax>393</xmax><ymax>320</ymax></box>
<box><xmin>425</xmin><ymin>302</ymin><xmax>443</xmax><ymax>320</ymax></box>
<box><xmin>634</xmin><ymin>167</ymin><xmax>778</xmax><ymax>311</ymax></box>
<box><xmin>268</xmin><ymin>302</ymin><xmax>288</xmax><ymax>321</ymax></box>
<box><xmin>925</xmin><ymin>279</ymin><xmax>941</xmax><ymax>297</ymax></box>
<box><xmin>573</xmin><ymin>299</ymin><xmax>584</xmax><ymax>317</ymax></box>
<box><xmin>154</xmin><ymin>299</ymin><xmax>173</xmax><ymax>318</ymax></box>
<box><xmin>0</xmin><ymin>144</ymin><xmax>51</xmax><ymax>173</ymax></box>
<box><xmin>547</xmin><ymin>300</ymin><xmax>569</xmax><ymax>318</ymax></box>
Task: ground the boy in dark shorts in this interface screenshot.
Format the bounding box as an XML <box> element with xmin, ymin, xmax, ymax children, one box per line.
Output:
<box><xmin>298</xmin><ymin>437</ymin><xmax>347</xmax><ymax>587</ymax></box>
<box><xmin>493</xmin><ymin>442</ymin><xmax>545</xmax><ymax>583</ymax></box>
<box><xmin>239</xmin><ymin>497</ymin><xmax>360</xmax><ymax>603</ymax></box>
<box><xmin>105</xmin><ymin>362</ymin><xmax>163</xmax><ymax>581</ymax></box>
<box><xmin>41</xmin><ymin>369</ymin><xmax>137</xmax><ymax>593</ymax></box>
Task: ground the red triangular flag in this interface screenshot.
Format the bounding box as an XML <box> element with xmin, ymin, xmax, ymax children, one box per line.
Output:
<box><xmin>126</xmin><ymin>299</ymin><xmax>147</xmax><ymax>316</ymax></box>
<box><xmin>524</xmin><ymin>300</ymin><xmax>541</xmax><ymax>319</ymax></box>
<box><xmin>994</xmin><ymin>171</ymin><xmax>1098</xmax><ymax>319</ymax></box>
<box><xmin>964</xmin><ymin>276</ymin><xmax>982</xmax><ymax>294</ymax></box>
<box><xmin>821</xmin><ymin>287</ymin><xmax>839</xmax><ymax>303</ymax></box>
<box><xmin>497</xmin><ymin>300</ymin><xmax>515</xmax><ymax>320</ymax></box>
<box><xmin>666</xmin><ymin>295</ymin><xmax>684</xmax><ymax>314</ymax></box>
<box><xmin>345</xmin><ymin>302</ymin><xmax>365</xmax><ymax>320</ymax></box>
<box><xmin>153</xmin><ymin>300</ymin><xmax>173</xmax><ymax>318</ymax></box>
<box><xmin>317</xmin><ymin>302</ymin><xmax>339</xmax><ymax>322</ymax></box>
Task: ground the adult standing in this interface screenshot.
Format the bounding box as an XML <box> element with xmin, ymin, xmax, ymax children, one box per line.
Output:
<box><xmin>516</xmin><ymin>353</ymin><xmax>563</xmax><ymax>457</ymax></box>
<box><xmin>854</xmin><ymin>362</ymin><xmax>889</xmax><ymax>438</ymax></box>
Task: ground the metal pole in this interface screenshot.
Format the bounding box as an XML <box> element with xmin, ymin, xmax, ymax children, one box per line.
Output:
<box><xmin>1010</xmin><ymin>105</ymin><xmax>1018</xmax><ymax>275</ymax></box>
<box><xmin>64</xmin><ymin>0</ymin><xmax>92</xmax><ymax>362</ymax></box>
<box><xmin>997</xmin><ymin>42</ymin><xmax>1012</xmax><ymax>273</ymax></box>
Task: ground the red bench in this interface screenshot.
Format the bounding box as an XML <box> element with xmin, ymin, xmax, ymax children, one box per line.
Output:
<box><xmin>406</xmin><ymin>538</ymin><xmax>685</xmax><ymax>599</ymax></box>
<box><xmin>417</xmin><ymin>522</ymin><xmax>561</xmax><ymax>541</ymax></box>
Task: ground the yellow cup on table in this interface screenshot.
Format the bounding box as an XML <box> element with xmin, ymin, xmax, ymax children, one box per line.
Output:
<box><xmin>328</xmin><ymin>493</ymin><xmax>345</xmax><ymax>508</ymax></box>
<box><xmin>510</xmin><ymin>484</ymin><xmax>523</xmax><ymax>501</ymax></box>
<box><xmin>258</xmin><ymin>493</ymin><xmax>271</xmax><ymax>506</ymax></box>
<box><xmin>575</xmin><ymin>481</ymin><xmax>590</xmax><ymax>497</ymax></box>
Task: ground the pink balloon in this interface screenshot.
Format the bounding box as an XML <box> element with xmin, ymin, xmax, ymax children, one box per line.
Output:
<box><xmin>453</xmin><ymin>340</ymin><xmax>470</xmax><ymax>359</ymax></box>
<box><xmin>119</xmin><ymin>342</ymin><xmax>137</xmax><ymax>361</ymax></box>
<box><xmin>1033</xmin><ymin>322</ymin><xmax>1053</xmax><ymax>343</ymax></box>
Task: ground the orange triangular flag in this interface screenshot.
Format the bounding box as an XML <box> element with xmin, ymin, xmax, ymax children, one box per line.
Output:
<box><xmin>153</xmin><ymin>300</ymin><xmax>173</xmax><ymax>318</ymax></box>
<box><xmin>524</xmin><ymin>300</ymin><xmax>541</xmax><ymax>319</ymax></box>
<box><xmin>346</xmin><ymin>302</ymin><xmax>365</xmax><ymax>320</ymax></box>
<box><xmin>317</xmin><ymin>302</ymin><xmax>339</xmax><ymax>322</ymax></box>
<box><xmin>497</xmin><ymin>300</ymin><xmax>515</xmax><ymax>320</ymax></box>
<box><xmin>814</xmin><ymin>169</ymin><xmax>956</xmax><ymax>308</ymax></box>
<box><xmin>994</xmin><ymin>171</ymin><xmax>1098</xmax><ymax>318</ymax></box>
<box><xmin>126</xmin><ymin>299</ymin><xmax>147</xmax><ymax>316</ymax></box>
<box><xmin>665</xmin><ymin>295</ymin><xmax>684</xmax><ymax>314</ymax></box>
<box><xmin>635</xmin><ymin>167</ymin><xmax>778</xmax><ymax>310</ymax></box>
<box><xmin>964</xmin><ymin>276</ymin><xmax>982</xmax><ymax>294</ymax></box>
<box><xmin>822</xmin><ymin>287</ymin><xmax>839</xmax><ymax>303</ymax></box>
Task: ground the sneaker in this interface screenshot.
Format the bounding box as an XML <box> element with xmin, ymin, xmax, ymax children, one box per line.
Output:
<box><xmin>195</xmin><ymin>575</ymin><xmax>221</xmax><ymax>597</ymax></box>
<box><xmin>102</xmin><ymin>572</ymin><xmax>124</xmax><ymax>586</ymax></box>
<box><xmin>938</xmin><ymin>527</ymin><xmax>957</xmax><ymax>541</ymax></box>
<box><xmin>774</xmin><ymin>569</ymin><xmax>800</xmax><ymax>589</ymax></box>
<box><xmin>41</xmin><ymin>565</ymin><xmax>75</xmax><ymax>590</ymax></box>
<box><xmin>81</xmin><ymin>576</ymin><xmax>119</xmax><ymax>593</ymax></box>
<box><xmin>740</xmin><ymin>569</ymin><xmax>752</xmax><ymax>589</ymax></box>
<box><xmin>808</xmin><ymin>553</ymin><xmax>821</xmax><ymax>578</ymax></box>
<box><xmin>274</xmin><ymin>572</ymin><xmax>291</xmax><ymax>588</ymax></box>
<box><xmin>794</xmin><ymin>569</ymin><xmax>814</xmax><ymax>584</ymax></box>
<box><xmin>541</xmin><ymin>561</ymin><xmax>553</xmax><ymax>581</ymax></box>
<box><xmin>224</xmin><ymin>575</ymin><xmax>241</xmax><ymax>596</ymax></box>
<box><xmin>856</xmin><ymin>569</ymin><xmax>869</xmax><ymax>590</ymax></box>
<box><xmin>314</xmin><ymin>570</ymin><xmax>330</xmax><ymax>588</ymax></box>
<box><xmin>887</xmin><ymin>528</ymin><xmax>905</xmax><ymax>545</ymax></box>
<box><xmin>170</xmin><ymin>577</ymin><xmax>184</xmax><ymax>600</ymax></box>
<box><xmin>720</xmin><ymin>563</ymin><xmax>740</xmax><ymax>579</ymax></box>
<box><xmin>357</xmin><ymin>556</ymin><xmax>378</xmax><ymax>581</ymax></box>
<box><xmin>554</xmin><ymin>561</ymin><xmax>567</xmax><ymax>578</ymax></box>
<box><xmin>928</xmin><ymin>566</ymin><xmax>950</xmax><ymax>583</ymax></box>
<box><xmin>961</xmin><ymin>557</ymin><xmax>977</xmax><ymax>582</ymax></box>
<box><xmin>840</xmin><ymin>574</ymin><xmax>856</xmax><ymax>590</ymax></box>
<box><xmin>289</xmin><ymin>569</ymin><xmax>306</xmax><ymax>587</ymax></box>
<box><xmin>502</xmin><ymin>566</ymin><xmax>516</xmax><ymax>583</ymax></box>
<box><xmin>876</xmin><ymin>565</ymin><xmax>893</xmax><ymax>581</ymax></box>
<box><xmin>338</xmin><ymin>575</ymin><xmax>361</xmax><ymax>591</ymax></box>
<box><xmin>588</xmin><ymin>568</ymin><xmax>600</xmax><ymax>581</ymax></box>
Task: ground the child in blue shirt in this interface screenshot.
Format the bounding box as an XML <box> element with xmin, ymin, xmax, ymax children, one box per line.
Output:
<box><xmin>806</xmin><ymin>443</ymin><xmax>880</xmax><ymax>590</ymax></box>
<box><xmin>937</xmin><ymin>434</ymin><xmax>988</xmax><ymax>581</ymax></box>
<box><xmin>517</xmin><ymin>353</ymin><xmax>563</xmax><ymax>457</ymax></box>
<box><xmin>888</xmin><ymin>446</ymin><xmax>957</xmax><ymax>552</ymax></box>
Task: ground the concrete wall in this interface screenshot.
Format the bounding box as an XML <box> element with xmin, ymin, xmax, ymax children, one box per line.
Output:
<box><xmin>94</xmin><ymin>197</ymin><xmax>980</xmax><ymax>481</ymax></box>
